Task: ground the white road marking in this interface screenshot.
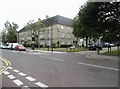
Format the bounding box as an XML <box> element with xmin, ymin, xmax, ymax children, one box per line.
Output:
<box><xmin>23</xmin><ymin>86</ymin><xmax>28</xmax><ymax>87</ymax></box>
<box><xmin>50</xmin><ymin>57</ymin><xmax>64</xmax><ymax>61</ymax></box>
<box><xmin>7</xmin><ymin>75</ymin><xmax>16</xmax><ymax>79</ymax></box>
<box><xmin>26</xmin><ymin>76</ymin><xmax>36</xmax><ymax>81</ymax></box>
<box><xmin>8</xmin><ymin>67</ymin><xmax>13</xmax><ymax>69</ymax></box>
<box><xmin>78</xmin><ymin>62</ymin><xmax>120</xmax><ymax>71</ymax></box>
<box><xmin>33</xmin><ymin>53</ymin><xmax>41</xmax><ymax>55</ymax></box>
<box><xmin>41</xmin><ymin>56</ymin><xmax>64</xmax><ymax>62</ymax></box>
<box><xmin>13</xmin><ymin>69</ymin><xmax>20</xmax><ymax>73</ymax></box>
<box><xmin>3</xmin><ymin>71</ymin><xmax>10</xmax><ymax>75</ymax></box>
<box><xmin>35</xmin><ymin>82</ymin><xmax>48</xmax><ymax>88</ymax></box>
<box><xmin>13</xmin><ymin>79</ymin><xmax>23</xmax><ymax>86</ymax></box>
<box><xmin>18</xmin><ymin>72</ymin><xmax>27</xmax><ymax>76</ymax></box>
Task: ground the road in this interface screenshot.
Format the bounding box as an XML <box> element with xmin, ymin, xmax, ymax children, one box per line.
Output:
<box><xmin>0</xmin><ymin>49</ymin><xmax>119</xmax><ymax>88</ymax></box>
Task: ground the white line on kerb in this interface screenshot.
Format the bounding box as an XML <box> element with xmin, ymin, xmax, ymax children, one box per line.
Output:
<box><xmin>13</xmin><ymin>79</ymin><xmax>23</xmax><ymax>86</ymax></box>
<box><xmin>26</xmin><ymin>76</ymin><xmax>36</xmax><ymax>81</ymax></box>
<box><xmin>78</xmin><ymin>62</ymin><xmax>119</xmax><ymax>71</ymax></box>
<box><xmin>35</xmin><ymin>82</ymin><xmax>48</xmax><ymax>88</ymax></box>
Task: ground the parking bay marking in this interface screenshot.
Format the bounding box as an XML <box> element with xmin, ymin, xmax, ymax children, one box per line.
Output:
<box><xmin>78</xmin><ymin>62</ymin><xmax>119</xmax><ymax>71</ymax></box>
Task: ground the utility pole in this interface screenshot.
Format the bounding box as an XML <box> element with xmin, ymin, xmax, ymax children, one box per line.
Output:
<box><xmin>51</xmin><ymin>25</ymin><xmax>53</xmax><ymax>52</ymax></box>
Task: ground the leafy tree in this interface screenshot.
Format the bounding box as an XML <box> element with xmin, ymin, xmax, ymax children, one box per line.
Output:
<box><xmin>4</xmin><ymin>21</ymin><xmax>19</xmax><ymax>43</ymax></box>
<box><xmin>26</xmin><ymin>18</ymin><xmax>43</xmax><ymax>47</ymax></box>
<box><xmin>1</xmin><ymin>30</ymin><xmax>7</xmax><ymax>44</ymax></box>
<box><xmin>73</xmin><ymin>1</ymin><xmax>120</xmax><ymax>47</ymax></box>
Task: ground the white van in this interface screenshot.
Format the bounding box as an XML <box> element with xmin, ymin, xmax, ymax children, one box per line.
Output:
<box><xmin>6</xmin><ymin>43</ymin><xmax>18</xmax><ymax>50</ymax></box>
<box><xmin>11</xmin><ymin>43</ymin><xmax>19</xmax><ymax>50</ymax></box>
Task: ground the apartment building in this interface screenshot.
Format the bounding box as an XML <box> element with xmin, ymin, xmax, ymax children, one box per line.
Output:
<box><xmin>18</xmin><ymin>15</ymin><xmax>76</xmax><ymax>47</ymax></box>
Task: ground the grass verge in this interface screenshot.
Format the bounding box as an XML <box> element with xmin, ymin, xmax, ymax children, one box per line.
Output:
<box><xmin>101</xmin><ymin>50</ymin><xmax>120</xmax><ymax>56</ymax></box>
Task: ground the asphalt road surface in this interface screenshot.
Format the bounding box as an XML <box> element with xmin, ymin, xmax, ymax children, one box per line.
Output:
<box><xmin>0</xmin><ymin>49</ymin><xmax>119</xmax><ymax>88</ymax></box>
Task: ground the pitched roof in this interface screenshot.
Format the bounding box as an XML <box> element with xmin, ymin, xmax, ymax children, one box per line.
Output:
<box><xmin>18</xmin><ymin>15</ymin><xmax>73</xmax><ymax>33</ymax></box>
<box><xmin>42</xmin><ymin>15</ymin><xmax>73</xmax><ymax>27</ymax></box>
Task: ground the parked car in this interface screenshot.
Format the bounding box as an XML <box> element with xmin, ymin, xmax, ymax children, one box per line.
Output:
<box><xmin>109</xmin><ymin>43</ymin><xmax>114</xmax><ymax>47</ymax></box>
<box><xmin>0</xmin><ymin>44</ymin><xmax>8</xmax><ymax>49</ymax></box>
<box><xmin>96</xmin><ymin>43</ymin><xmax>103</xmax><ymax>50</ymax></box>
<box><xmin>89</xmin><ymin>43</ymin><xmax>102</xmax><ymax>50</ymax></box>
<box><xmin>89</xmin><ymin>44</ymin><xmax>96</xmax><ymax>50</ymax></box>
<box><xmin>15</xmin><ymin>44</ymin><xmax>26</xmax><ymax>51</ymax></box>
<box><xmin>5</xmin><ymin>43</ymin><xmax>12</xmax><ymax>50</ymax></box>
<box><xmin>102</xmin><ymin>42</ymin><xmax>110</xmax><ymax>47</ymax></box>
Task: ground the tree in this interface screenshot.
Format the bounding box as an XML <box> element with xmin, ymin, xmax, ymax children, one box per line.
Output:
<box><xmin>73</xmin><ymin>1</ymin><xmax>120</xmax><ymax>47</ymax></box>
<box><xmin>26</xmin><ymin>18</ymin><xmax>43</xmax><ymax>47</ymax></box>
<box><xmin>1</xmin><ymin>30</ymin><xmax>7</xmax><ymax>43</ymax></box>
<box><xmin>4</xmin><ymin>21</ymin><xmax>19</xmax><ymax>43</ymax></box>
<box><xmin>73</xmin><ymin>2</ymin><xmax>98</xmax><ymax>47</ymax></box>
<box><xmin>96</xmin><ymin>2</ymin><xmax>120</xmax><ymax>42</ymax></box>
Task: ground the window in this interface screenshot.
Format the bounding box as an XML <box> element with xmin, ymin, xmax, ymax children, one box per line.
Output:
<box><xmin>22</xmin><ymin>37</ymin><xmax>24</xmax><ymax>40</ymax></box>
<box><xmin>40</xmin><ymin>35</ymin><xmax>42</xmax><ymax>38</ymax></box>
<box><xmin>61</xmin><ymin>32</ymin><xmax>64</xmax><ymax>38</ymax></box>
<box><xmin>48</xmin><ymin>32</ymin><xmax>51</xmax><ymax>38</ymax></box>
<box><xmin>61</xmin><ymin>25</ymin><xmax>64</xmax><ymax>29</ymax></box>
<box><xmin>41</xmin><ymin>41</ymin><xmax>44</xmax><ymax>45</ymax></box>
<box><xmin>68</xmin><ymin>27</ymin><xmax>71</xmax><ymax>31</ymax></box>
<box><xmin>61</xmin><ymin>41</ymin><xmax>65</xmax><ymax>44</ymax></box>
<box><xmin>48</xmin><ymin>41</ymin><xmax>50</xmax><ymax>46</ymax></box>
<box><xmin>68</xmin><ymin>33</ymin><xmax>70</xmax><ymax>38</ymax></box>
<box><xmin>48</xmin><ymin>26</ymin><xmax>51</xmax><ymax>30</ymax></box>
<box><xmin>68</xmin><ymin>41</ymin><xmax>71</xmax><ymax>45</ymax></box>
<box><xmin>28</xmin><ymin>36</ymin><xmax>31</xmax><ymax>40</ymax></box>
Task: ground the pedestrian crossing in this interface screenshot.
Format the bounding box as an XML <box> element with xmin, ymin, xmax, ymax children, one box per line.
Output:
<box><xmin>3</xmin><ymin>66</ymin><xmax>48</xmax><ymax>88</ymax></box>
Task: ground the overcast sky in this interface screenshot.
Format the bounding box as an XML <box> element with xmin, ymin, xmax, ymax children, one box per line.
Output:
<box><xmin>0</xmin><ymin>0</ymin><xmax>86</xmax><ymax>31</ymax></box>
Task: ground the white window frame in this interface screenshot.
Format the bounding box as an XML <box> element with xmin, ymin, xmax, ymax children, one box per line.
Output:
<box><xmin>61</xmin><ymin>32</ymin><xmax>64</xmax><ymax>38</ymax></box>
<box><xmin>61</xmin><ymin>25</ymin><xmax>64</xmax><ymax>29</ymax></box>
<box><xmin>68</xmin><ymin>41</ymin><xmax>71</xmax><ymax>45</ymax></box>
<box><xmin>61</xmin><ymin>41</ymin><xmax>65</xmax><ymax>44</ymax></box>
<box><xmin>68</xmin><ymin>33</ymin><xmax>70</xmax><ymax>38</ymax></box>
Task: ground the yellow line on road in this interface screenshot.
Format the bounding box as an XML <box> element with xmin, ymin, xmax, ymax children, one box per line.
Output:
<box><xmin>0</xmin><ymin>57</ymin><xmax>11</xmax><ymax>74</ymax></box>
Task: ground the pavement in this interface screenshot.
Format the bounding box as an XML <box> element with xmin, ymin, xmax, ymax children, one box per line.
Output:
<box><xmin>26</xmin><ymin>47</ymin><xmax>119</xmax><ymax>61</ymax></box>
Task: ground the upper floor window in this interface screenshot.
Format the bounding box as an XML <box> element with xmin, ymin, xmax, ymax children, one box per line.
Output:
<box><xmin>68</xmin><ymin>33</ymin><xmax>70</xmax><ymax>38</ymax></box>
<box><xmin>61</xmin><ymin>25</ymin><xmax>64</xmax><ymax>29</ymax></box>
<box><xmin>61</xmin><ymin>41</ymin><xmax>65</xmax><ymax>44</ymax></box>
<box><xmin>68</xmin><ymin>41</ymin><xmax>71</xmax><ymax>45</ymax></box>
<box><xmin>61</xmin><ymin>32</ymin><xmax>64</xmax><ymax>38</ymax></box>
<box><xmin>68</xmin><ymin>27</ymin><xmax>71</xmax><ymax>31</ymax></box>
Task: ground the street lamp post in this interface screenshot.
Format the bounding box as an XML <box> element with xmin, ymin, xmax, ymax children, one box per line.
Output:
<box><xmin>117</xmin><ymin>34</ymin><xmax>120</xmax><ymax>57</ymax></box>
<box><xmin>51</xmin><ymin>25</ymin><xmax>53</xmax><ymax>52</ymax></box>
<box><xmin>17</xmin><ymin>32</ymin><xmax>19</xmax><ymax>43</ymax></box>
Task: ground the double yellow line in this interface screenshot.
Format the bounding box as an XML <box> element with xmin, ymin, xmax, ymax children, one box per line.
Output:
<box><xmin>0</xmin><ymin>57</ymin><xmax>11</xmax><ymax>74</ymax></box>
